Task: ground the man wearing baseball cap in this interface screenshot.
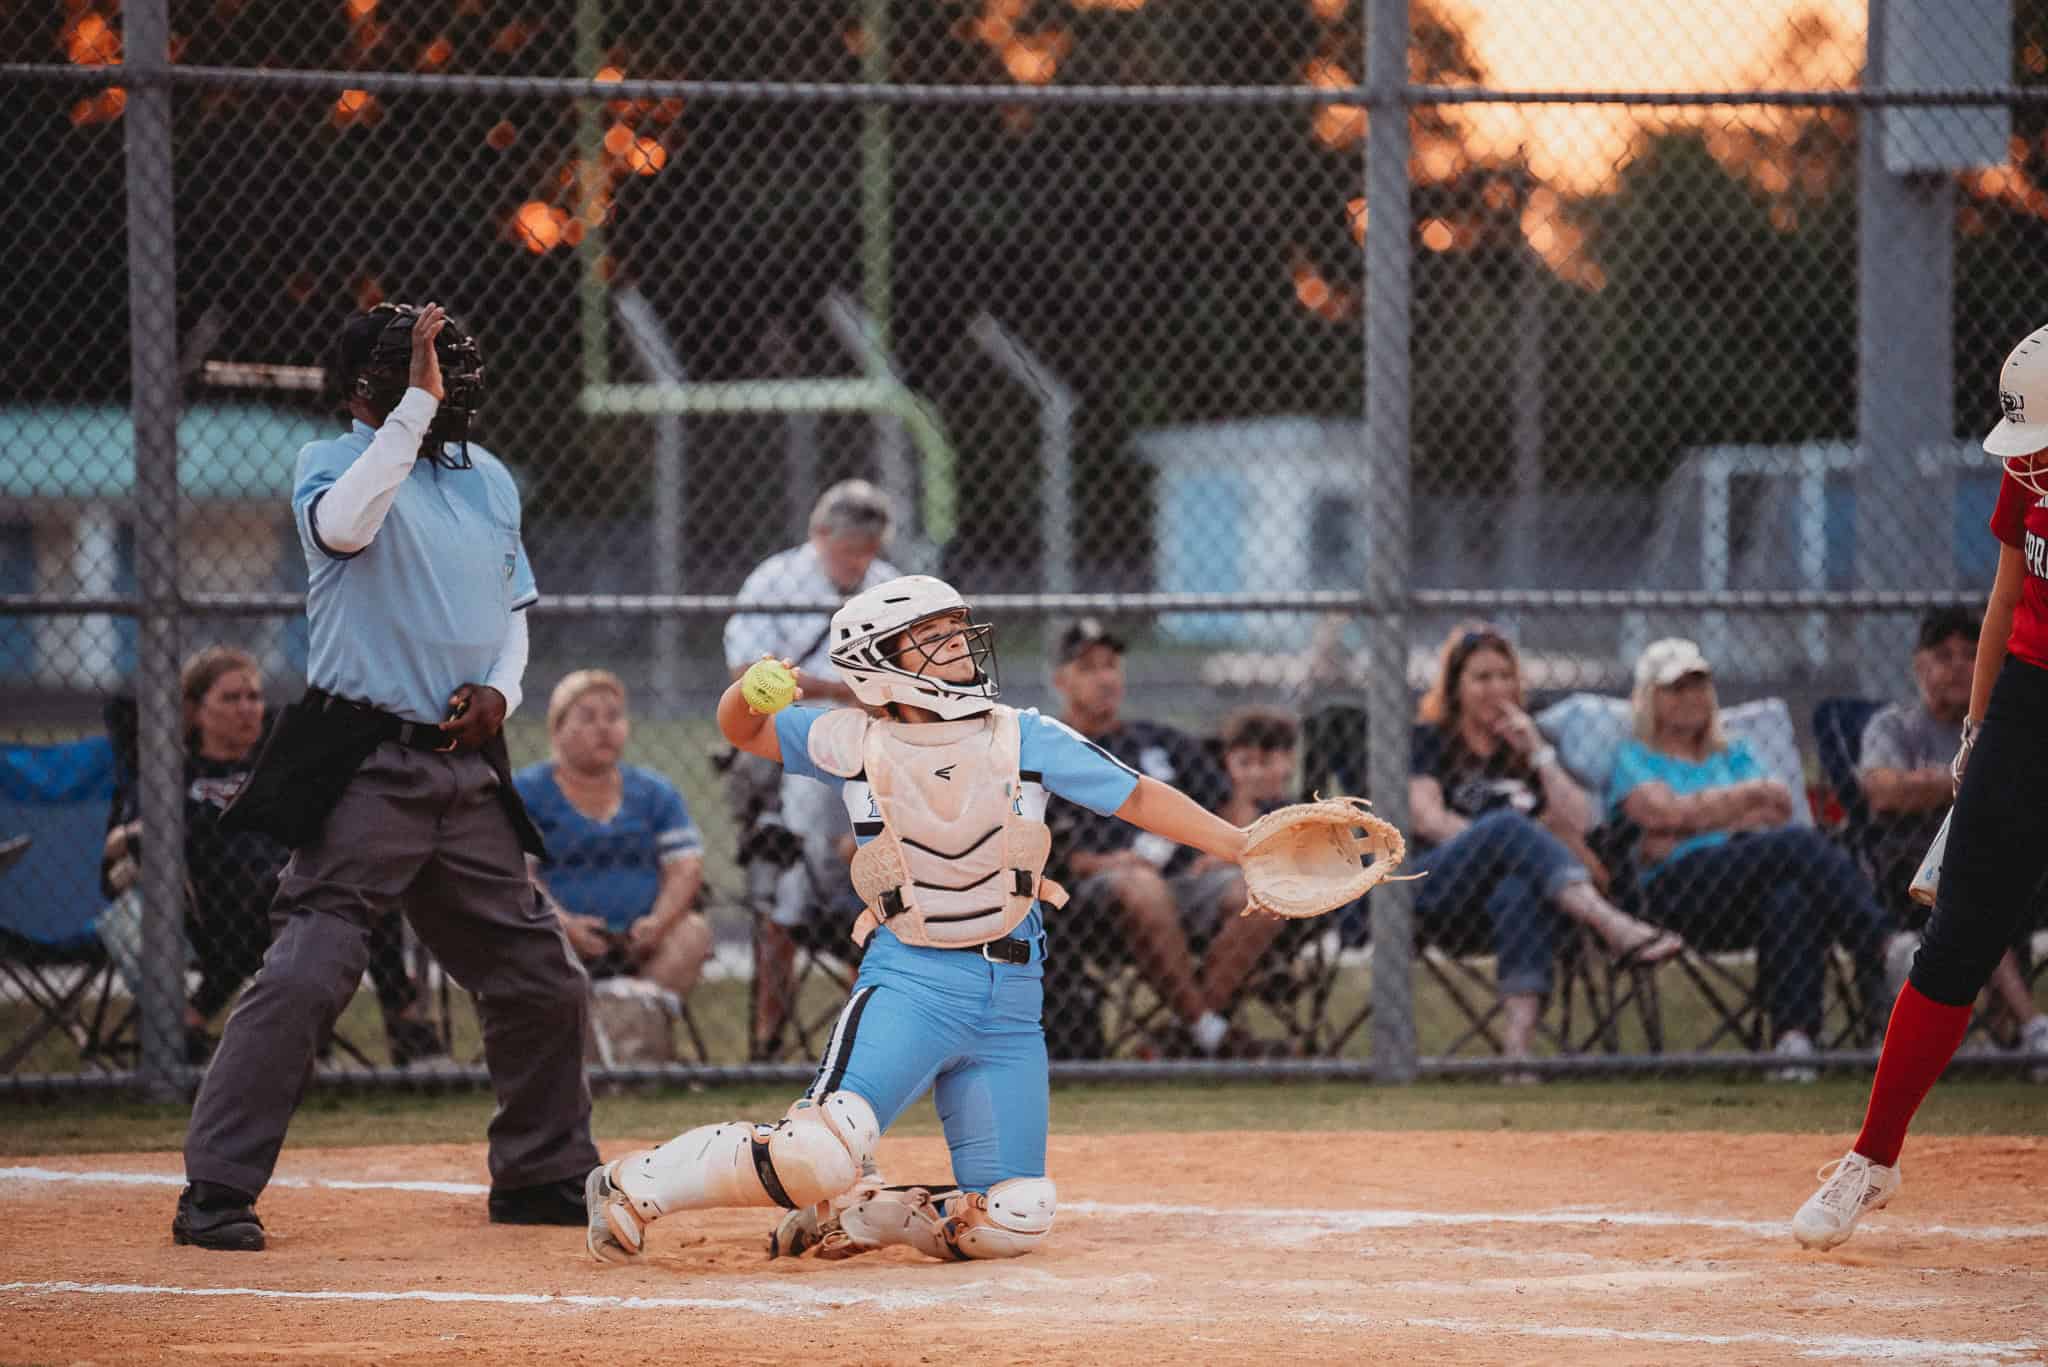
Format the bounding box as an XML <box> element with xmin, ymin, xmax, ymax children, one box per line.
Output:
<box><xmin>1043</xmin><ymin>619</ymin><xmax>1280</xmax><ymax>1058</ymax></box>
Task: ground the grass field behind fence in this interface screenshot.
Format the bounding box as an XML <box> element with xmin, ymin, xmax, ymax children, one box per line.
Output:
<box><xmin>7</xmin><ymin>1076</ymin><xmax>2046</xmax><ymax>1159</ymax></box>
<box><xmin>22</xmin><ymin>936</ymin><xmax>2030</xmax><ymax>1075</ymax></box>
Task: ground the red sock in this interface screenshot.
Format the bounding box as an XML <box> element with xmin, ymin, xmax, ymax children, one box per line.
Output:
<box><xmin>1852</xmin><ymin>982</ymin><xmax>1973</xmax><ymax>1168</ymax></box>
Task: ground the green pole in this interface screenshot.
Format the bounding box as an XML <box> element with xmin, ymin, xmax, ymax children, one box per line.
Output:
<box><xmin>861</xmin><ymin>0</ymin><xmax>891</xmax><ymax>350</ymax></box>
<box><xmin>577</xmin><ymin>0</ymin><xmax>609</xmax><ymax>389</ymax></box>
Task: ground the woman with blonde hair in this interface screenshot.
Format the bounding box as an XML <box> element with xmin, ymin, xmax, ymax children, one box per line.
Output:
<box><xmin>1607</xmin><ymin>637</ymin><xmax>1890</xmax><ymax>1081</ymax></box>
<box><xmin>514</xmin><ymin>670</ymin><xmax>712</xmax><ymax>1006</ymax></box>
<box><xmin>1408</xmin><ymin>623</ymin><xmax>1682</xmax><ymax>1071</ymax></box>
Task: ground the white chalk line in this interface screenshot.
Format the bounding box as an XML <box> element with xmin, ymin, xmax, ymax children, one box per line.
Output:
<box><xmin>1063</xmin><ymin>1198</ymin><xmax>2048</xmax><ymax>1243</ymax></box>
<box><xmin>7</xmin><ymin>1166</ymin><xmax>2048</xmax><ymax>1243</ymax></box>
<box><xmin>1304</xmin><ymin>1311</ymin><xmax>2042</xmax><ymax>1364</ymax></box>
<box><xmin>1</xmin><ymin>1280</ymin><xmax>2038</xmax><ymax>1363</ymax></box>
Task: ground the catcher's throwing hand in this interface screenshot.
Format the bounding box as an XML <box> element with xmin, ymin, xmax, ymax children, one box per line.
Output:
<box><xmin>437</xmin><ymin>683</ymin><xmax>505</xmax><ymax>752</ymax></box>
<box><xmin>1238</xmin><ymin>795</ymin><xmax>1422</xmax><ymax>920</ymax></box>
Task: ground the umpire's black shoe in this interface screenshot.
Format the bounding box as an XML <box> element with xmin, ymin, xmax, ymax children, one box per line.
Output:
<box><xmin>488</xmin><ymin>1176</ymin><xmax>590</xmax><ymax>1226</ymax></box>
<box><xmin>173</xmin><ymin>1181</ymin><xmax>265</xmax><ymax>1251</ymax></box>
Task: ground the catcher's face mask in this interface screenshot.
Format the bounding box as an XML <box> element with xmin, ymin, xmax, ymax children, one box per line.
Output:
<box><xmin>888</xmin><ymin>610</ymin><xmax>993</xmax><ymax>689</ymax></box>
<box><xmin>343</xmin><ymin>303</ymin><xmax>486</xmax><ymax>470</ymax></box>
<box><xmin>830</xmin><ymin>575</ymin><xmax>1000</xmax><ymax>720</ymax></box>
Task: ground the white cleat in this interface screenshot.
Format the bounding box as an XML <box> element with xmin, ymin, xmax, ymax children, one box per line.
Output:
<box><xmin>2020</xmin><ymin>1015</ymin><xmax>2048</xmax><ymax>1084</ymax></box>
<box><xmin>1792</xmin><ymin>1152</ymin><xmax>1901</xmax><ymax>1250</ymax></box>
<box><xmin>586</xmin><ymin>1160</ymin><xmax>647</xmax><ymax>1264</ymax></box>
<box><xmin>1768</xmin><ymin>1031</ymin><xmax>1819</xmax><ymax>1085</ymax></box>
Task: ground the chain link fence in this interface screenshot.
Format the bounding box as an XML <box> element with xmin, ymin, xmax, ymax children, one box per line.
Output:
<box><xmin>4</xmin><ymin>0</ymin><xmax>2047</xmax><ymax>1096</ymax></box>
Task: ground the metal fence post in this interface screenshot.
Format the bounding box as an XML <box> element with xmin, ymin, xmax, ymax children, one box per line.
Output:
<box><xmin>1855</xmin><ymin>0</ymin><xmax>1960</xmax><ymax>696</ymax></box>
<box><xmin>1364</xmin><ymin>0</ymin><xmax>1417</xmax><ymax>1085</ymax></box>
<box><xmin>122</xmin><ymin>0</ymin><xmax>185</xmax><ymax>1102</ymax></box>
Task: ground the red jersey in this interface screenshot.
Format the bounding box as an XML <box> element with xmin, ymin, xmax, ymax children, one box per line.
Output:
<box><xmin>1989</xmin><ymin>469</ymin><xmax>2048</xmax><ymax>668</ymax></box>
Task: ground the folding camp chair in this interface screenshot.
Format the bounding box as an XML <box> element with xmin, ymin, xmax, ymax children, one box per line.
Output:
<box><xmin>744</xmin><ymin>837</ymin><xmax>865</xmax><ymax>1064</ymax></box>
<box><xmin>0</xmin><ymin>735</ymin><xmax>135</xmax><ymax>1073</ymax></box>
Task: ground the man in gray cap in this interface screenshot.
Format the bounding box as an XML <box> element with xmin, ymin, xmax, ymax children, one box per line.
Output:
<box><xmin>1043</xmin><ymin>619</ymin><xmax>1276</xmax><ymax>1057</ymax></box>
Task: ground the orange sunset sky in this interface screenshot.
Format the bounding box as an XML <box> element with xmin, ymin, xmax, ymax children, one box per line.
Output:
<box><xmin>1440</xmin><ymin>0</ymin><xmax>1868</xmax><ymax>190</ymax></box>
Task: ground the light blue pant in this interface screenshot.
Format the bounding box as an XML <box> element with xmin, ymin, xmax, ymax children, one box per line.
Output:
<box><xmin>804</xmin><ymin>929</ymin><xmax>1048</xmax><ymax>1193</ymax></box>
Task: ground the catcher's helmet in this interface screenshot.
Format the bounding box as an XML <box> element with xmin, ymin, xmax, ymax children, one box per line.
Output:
<box><xmin>335</xmin><ymin>302</ymin><xmax>485</xmax><ymax>469</ymax></box>
<box><xmin>830</xmin><ymin>575</ymin><xmax>1000</xmax><ymax>720</ymax></box>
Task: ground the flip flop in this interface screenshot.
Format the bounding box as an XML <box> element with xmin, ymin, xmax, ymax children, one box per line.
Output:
<box><xmin>1611</xmin><ymin>928</ymin><xmax>1684</xmax><ymax>970</ymax></box>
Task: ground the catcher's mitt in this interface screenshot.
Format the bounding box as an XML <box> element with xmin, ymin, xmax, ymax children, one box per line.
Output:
<box><xmin>1240</xmin><ymin>795</ymin><xmax>1420</xmax><ymax>920</ymax></box>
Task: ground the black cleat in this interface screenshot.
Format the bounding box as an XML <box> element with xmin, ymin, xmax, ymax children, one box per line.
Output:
<box><xmin>172</xmin><ymin>1182</ymin><xmax>265</xmax><ymax>1251</ymax></box>
<box><xmin>488</xmin><ymin>1176</ymin><xmax>590</xmax><ymax>1226</ymax></box>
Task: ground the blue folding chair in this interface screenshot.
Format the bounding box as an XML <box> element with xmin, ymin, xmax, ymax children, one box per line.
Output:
<box><xmin>1812</xmin><ymin>697</ymin><xmax>1883</xmax><ymax>865</ymax></box>
<box><xmin>0</xmin><ymin>734</ymin><xmax>130</xmax><ymax>1072</ymax></box>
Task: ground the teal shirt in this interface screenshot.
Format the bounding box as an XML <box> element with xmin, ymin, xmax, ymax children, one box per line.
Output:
<box><xmin>1604</xmin><ymin>738</ymin><xmax>1765</xmax><ymax>877</ymax></box>
<box><xmin>293</xmin><ymin>421</ymin><xmax>536</xmax><ymax>723</ymax></box>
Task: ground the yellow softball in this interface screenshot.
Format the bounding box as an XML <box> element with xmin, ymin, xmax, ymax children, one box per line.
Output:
<box><xmin>741</xmin><ymin>658</ymin><xmax>798</xmax><ymax>714</ymax></box>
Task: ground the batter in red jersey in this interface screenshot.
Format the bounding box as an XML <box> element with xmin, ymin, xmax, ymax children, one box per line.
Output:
<box><xmin>1793</xmin><ymin>323</ymin><xmax>2048</xmax><ymax>1248</ymax></box>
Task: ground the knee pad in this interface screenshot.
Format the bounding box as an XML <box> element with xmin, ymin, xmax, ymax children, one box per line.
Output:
<box><xmin>614</xmin><ymin>1090</ymin><xmax>880</xmax><ymax>1217</ymax></box>
<box><xmin>763</xmin><ymin>1091</ymin><xmax>880</xmax><ymax>1208</ymax></box>
<box><xmin>940</xmin><ymin>1176</ymin><xmax>1057</xmax><ymax>1260</ymax></box>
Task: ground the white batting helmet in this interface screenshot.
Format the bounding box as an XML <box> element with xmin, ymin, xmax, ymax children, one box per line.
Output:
<box><xmin>1984</xmin><ymin>323</ymin><xmax>2048</xmax><ymax>493</ymax></box>
<box><xmin>829</xmin><ymin>575</ymin><xmax>1000</xmax><ymax>719</ymax></box>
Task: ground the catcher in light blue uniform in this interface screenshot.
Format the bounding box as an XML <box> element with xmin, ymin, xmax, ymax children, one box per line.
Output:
<box><xmin>584</xmin><ymin>575</ymin><xmax>1254</xmax><ymax>1264</ymax></box>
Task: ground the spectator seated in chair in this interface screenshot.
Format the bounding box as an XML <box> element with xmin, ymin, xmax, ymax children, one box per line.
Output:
<box><xmin>1406</xmin><ymin>623</ymin><xmax>1684</xmax><ymax>1075</ymax></box>
<box><xmin>1859</xmin><ymin>607</ymin><xmax>2047</xmax><ymax>1061</ymax></box>
<box><xmin>719</xmin><ymin>479</ymin><xmax>898</xmax><ymax>1060</ymax></box>
<box><xmin>516</xmin><ymin>670</ymin><xmax>712</xmax><ymax>1025</ymax></box>
<box><xmin>100</xmin><ymin>647</ymin><xmax>444</xmax><ymax>1067</ymax></box>
<box><xmin>1607</xmin><ymin>637</ymin><xmax>1892</xmax><ymax>1079</ymax></box>
<box><xmin>749</xmin><ymin>813</ymin><xmax>866</xmax><ymax>1062</ymax></box>
<box><xmin>1043</xmin><ymin>619</ymin><xmax>1270</xmax><ymax>1059</ymax></box>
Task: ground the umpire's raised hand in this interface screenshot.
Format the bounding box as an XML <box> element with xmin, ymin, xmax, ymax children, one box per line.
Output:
<box><xmin>410</xmin><ymin>302</ymin><xmax>448</xmax><ymax>400</ymax></box>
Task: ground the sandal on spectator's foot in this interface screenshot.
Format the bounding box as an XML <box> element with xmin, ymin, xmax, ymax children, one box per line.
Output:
<box><xmin>1611</xmin><ymin>929</ymin><xmax>1683</xmax><ymax>969</ymax></box>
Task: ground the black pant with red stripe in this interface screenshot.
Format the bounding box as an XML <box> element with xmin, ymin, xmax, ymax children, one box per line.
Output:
<box><xmin>1913</xmin><ymin>656</ymin><xmax>2048</xmax><ymax>1006</ymax></box>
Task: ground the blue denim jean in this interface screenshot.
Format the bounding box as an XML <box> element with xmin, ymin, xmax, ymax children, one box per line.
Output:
<box><xmin>1645</xmin><ymin>825</ymin><xmax>1890</xmax><ymax>1041</ymax></box>
<box><xmin>1409</xmin><ymin>808</ymin><xmax>1591</xmax><ymax>998</ymax></box>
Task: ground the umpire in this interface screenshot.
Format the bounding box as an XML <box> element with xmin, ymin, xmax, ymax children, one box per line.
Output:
<box><xmin>174</xmin><ymin>302</ymin><xmax>598</xmax><ymax>1251</ymax></box>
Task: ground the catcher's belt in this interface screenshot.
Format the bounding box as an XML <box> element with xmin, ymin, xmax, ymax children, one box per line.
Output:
<box><xmin>1239</xmin><ymin>795</ymin><xmax>1419</xmax><ymax>920</ymax></box>
<box><xmin>805</xmin><ymin>705</ymin><xmax>1067</xmax><ymax>950</ymax></box>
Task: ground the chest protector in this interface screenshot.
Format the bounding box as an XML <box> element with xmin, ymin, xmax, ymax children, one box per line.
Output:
<box><xmin>806</xmin><ymin>706</ymin><xmax>1067</xmax><ymax>949</ymax></box>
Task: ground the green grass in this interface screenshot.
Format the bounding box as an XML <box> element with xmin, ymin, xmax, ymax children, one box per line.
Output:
<box><xmin>10</xmin><ymin>938</ymin><xmax>2041</xmax><ymax>1074</ymax></box>
<box><xmin>5</xmin><ymin>1075</ymin><xmax>2044</xmax><ymax>1159</ymax></box>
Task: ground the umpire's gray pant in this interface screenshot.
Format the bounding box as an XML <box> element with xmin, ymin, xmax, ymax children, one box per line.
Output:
<box><xmin>184</xmin><ymin>742</ymin><xmax>599</xmax><ymax>1199</ymax></box>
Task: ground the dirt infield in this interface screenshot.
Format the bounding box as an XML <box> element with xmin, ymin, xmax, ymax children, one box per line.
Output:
<box><xmin>3</xmin><ymin>1131</ymin><xmax>2044</xmax><ymax>1365</ymax></box>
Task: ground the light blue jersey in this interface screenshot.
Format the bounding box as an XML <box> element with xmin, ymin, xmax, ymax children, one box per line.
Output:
<box><xmin>514</xmin><ymin>763</ymin><xmax>703</xmax><ymax>933</ymax></box>
<box><xmin>1605</xmin><ymin>737</ymin><xmax>1766</xmax><ymax>876</ymax></box>
<box><xmin>293</xmin><ymin>421</ymin><xmax>537</xmax><ymax>722</ymax></box>
<box><xmin>770</xmin><ymin>704</ymin><xmax>1142</xmax><ymax>1191</ymax></box>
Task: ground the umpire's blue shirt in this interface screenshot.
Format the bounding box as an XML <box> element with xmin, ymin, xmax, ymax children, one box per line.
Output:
<box><xmin>293</xmin><ymin>418</ymin><xmax>537</xmax><ymax>724</ymax></box>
